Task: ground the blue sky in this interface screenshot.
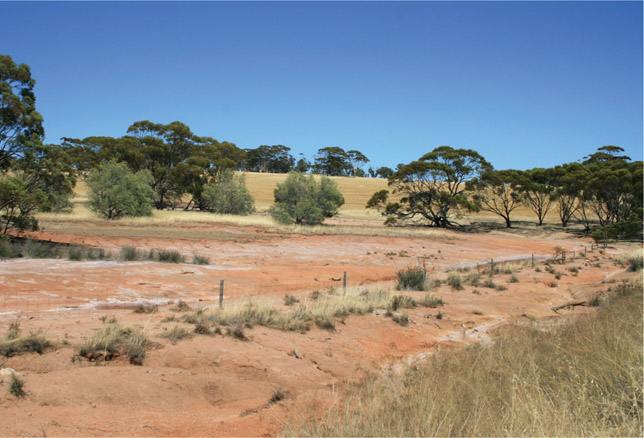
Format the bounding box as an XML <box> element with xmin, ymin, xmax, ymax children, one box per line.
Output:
<box><xmin>2</xmin><ymin>1</ymin><xmax>642</xmax><ymax>171</ymax></box>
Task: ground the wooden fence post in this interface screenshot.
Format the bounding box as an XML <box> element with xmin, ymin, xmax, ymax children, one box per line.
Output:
<box><xmin>343</xmin><ymin>271</ymin><xmax>347</xmax><ymax>294</ymax></box>
<box><xmin>219</xmin><ymin>280</ymin><xmax>224</xmax><ymax>309</ymax></box>
<box><xmin>490</xmin><ymin>259</ymin><xmax>494</xmax><ymax>276</ymax></box>
<box><xmin>531</xmin><ymin>253</ymin><xmax>534</xmax><ymax>268</ymax></box>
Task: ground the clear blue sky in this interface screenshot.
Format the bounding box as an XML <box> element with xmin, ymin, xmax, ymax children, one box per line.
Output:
<box><xmin>2</xmin><ymin>1</ymin><xmax>642</xmax><ymax>171</ymax></box>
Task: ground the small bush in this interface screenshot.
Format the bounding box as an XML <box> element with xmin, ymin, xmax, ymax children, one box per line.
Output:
<box><xmin>270</xmin><ymin>387</ymin><xmax>287</xmax><ymax>404</ymax></box>
<box><xmin>284</xmin><ymin>294</ymin><xmax>300</xmax><ymax>306</ymax></box>
<box><xmin>0</xmin><ymin>323</ymin><xmax>52</xmax><ymax>357</ymax></box>
<box><xmin>161</xmin><ymin>325</ymin><xmax>190</xmax><ymax>341</ymax></box>
<box><xmin>270</xmin><ymin>171</ymin><xmax>344</xmax><ymax>225</ymax></box>
<box><xmin>589</xmin><ymin>296</ymin><xmax>602</xmax><ymax>307</ymax></box>
<box><xmin>396</xmin><ymin>267</ymin><xmax>426</xmax><ymax>291</ymax></box>
<box><xmin>86</xmin><ymin>160</ymin><xmax>155</xmax><ymax>220</ymax></box>
<box><xmin>156</xmin><ymin>250</ymin><xmax>185</xmax><ymax>263</ymax></box>
<box><xmin>133</xmin><ymin>304</ymin><xmax>158</xmax><ymax>314</ymax></box>
<box><xmin>192</xmin><ymin>254</ymin><xmax>210</xmax><ymax>265</ymax></box>
<box><xmin>202</xmin><ymin>170</ymin><xmax>255</xmax><ymax>215</ymax></box>
<box><xmin>495</xmin><ymin>284</ymin><xmax>508</xmax><ymax>291</ymax></box>
<box><xmin>194</xmin><ymin>322</ymin><xmax>211</xmax><ymax>335</ymax></box>
<box><xmin>314</xmin><ymin>315</ymin><xmax>335</xmax><ymax>331</ymax></box>
<box><xmin>392</xmin><ymin>313</ymin><xmax>410</xmax><ymax>326</ymax></box>
<box><xmin>447</xmin><ymin>273</ymin><xmax>463</xmax><ymax>290</ymax></box>
<box><xmin>418</xmin><ymin>294</ymin><xmax>444</xmax><ymax>308</ymax></box>
<box><xmin>482</xmin><ymin>279</ymin><xmax>496</xmax><ymax>289</ymax></box>
<box><xmin>78</xmin><ymin>322</ymin><xmax>148</xmax><ymax>365</ymax></box>
<box><xmin>9</xmin><ymin>375</ymin><xmax>25</xmax><ymax>397</ymax></box>
<box><xmin>509</xmin><ymin>275</ymin><xmax>519</xmax><ymax>283</ymax></box>
<box><xmin>390</xmin><ymin>295</ymin><xmax>417</xmax><ymax>311</ymax></box>
<box><xmin>171</xmin><ymin>301</ymin><xmax>191</xmax><ymax>312</ymax></box>
<box><xmin>120</xmin><ymin>246</ymin><xmax>142</xmax><ymax>261</ymax></box>
<box><xmin>67</xmin><ymin>246</ymin><xmax>84</xmax><ymax>261</ymax></box>
<box><xmin>626</xmin><ymin>252</ymin><xmax>643</xmax><ymax>272</ymax></box>
<box><xmin>230</xmin><ymin>323</ymin><xmax>247</xmax><ymax>340</ymax></box>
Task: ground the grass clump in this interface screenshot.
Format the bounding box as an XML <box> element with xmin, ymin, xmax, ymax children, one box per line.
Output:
<box><xmin>623</xmin><ymin>249</ymin><xmax>643</xmax><ymax>272</ymax></box>
<box><xmin>78</xmin><ymin>322</ymin><xmax>148</xmax><ymax>365</ymax></box>
<box><xmin>390</xmin><ymin>295</ymin><xmax>416</xmax><ymax>311</ymax></box>
<box><xmin>133</xmin><ymin>304</ymin><xmax>158</xmax><ymax>314</ymax></box>
<box><xmin>418</xmin><ymin>294</ymin><xmax>444</xmax><ymax>308</ymax></box>
<box><xmin>120</xmin><ymin>245</ymin><xmax>143</xmax><ymax>261</ymax></box>
<box><xmin>156</xmin><ymin>250</ymin><xmax>185</xmax><ymax>263</ymax></box>
<box><xmin>171</xmin><ymin>300</ymin><xmax>191</xmax><ymax>312</ymax></box>
<box><xmin>396</xmin><ymin>267</ymin><xmax>426</xmax><ymax>291</ymax></box>
<box><xmin>509</xmin><ymin>274</ymin><xmax>519</xmax><ymax>283</ymax></box>
<box><xmin>0</xmin><ymin>323</ymin><xmax>52</xmax><ymax>357</ymax></box>
<box><xmin>294</xmin><ymin>282</ymin><xmax>644</xmax><ymax>437</ymax></box>
<box><xmin>392</xmin><ymin>313</ymin><xmax>410</xmax><ymax>326</ymax></box>
<box><xmin>161</xmin><ymin>324</ymin><xmax>190</xmax><ymax>341</ymax></box>
<box><xmin>284</xmin><ymin>294</ymin><xmax>299</xmax><ymax>306</ymax></box>
<box><xmin>447</xmin><ymin>273</ymin><xmax>463</xmax><ymax>290</ymax></box>
<box><xmin>9</xmin><ymin>375</ymin><xmax>26</xmax><ymax>397</ymax></box>
<box><xmin>192</xmin><ymin>254</ymin><xmax>210</xmax><ymax>265</ymax></box>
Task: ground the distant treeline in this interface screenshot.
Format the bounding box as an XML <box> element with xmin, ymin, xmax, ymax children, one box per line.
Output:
<box><xmin>1</xmin><ymin>54</ymin><xmax>642</xmax><ymax>240</ymax></box>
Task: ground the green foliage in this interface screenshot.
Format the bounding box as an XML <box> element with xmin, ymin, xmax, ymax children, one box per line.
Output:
<box><xmin>0</xmin><ymin>56</ymin><xmax>76</xmax><ymax>234</ymax></box>
<box><xmin>390</xmin><ymin>295</ymin><xmax>417</xmax><ymax>311</ymax></box>
<box><xmin>312</xmin><ymin>147</ymin><xmax>352</xmax><ymax>176</ymax></box>
<box><xmin>192</xmin><ymin>254</ymin><xmax>210</xmax><ymax>265</ymax></box>
<box><xmin>0</xmin><ymin>323</ymin><xmax>52</xmax><ymax>357</ymax></box>
<box><xmin>381</xmin><ymin>146</ymin><xmax>492</xmax><ymax>227</ymax></box>
<box><xmin>87</xmin><ymin>160</ymin><xmax>155</xmax><ymax>219</ymax></box>
<box><xmin>156</xmin><ymin>250</ymin><xmax>185</xmax><ymax>264</ymax></box>
<box><xmin>447</xmin><ymin>273</ymin><xmax>464</xmax><ymax>290</ymax></box>
<box><xmin>244</xmin><ymin>144</ymin><xmax>295</xmax><ymax>173</ymax></box>
<box><xmin>470</xmin><ymin>169</ymin><xmax>524</xmax><ymax>228</ymax></box>
<box><xmin>396</xmin><ymin>267</ymin><xmax>427</xmax><ymax>291</ymax></box>
<box><xmin>270</xmin><ymin>171</ymin><xmax>344</xmax><ymax>225</ymax></box>
<box><xmin>120</xmin><ymin>245</ymin><xmax>143</xmax><ymax>261</ymax></box>
<box><xmin>201</xmin><ymin>170</ymin><xmax>255</xmax><ymax>215</ymax></box>
<box><xmin>9</xmin><ymin>375</ymin><xmax>25</xmax><ymax>397</ymax></box>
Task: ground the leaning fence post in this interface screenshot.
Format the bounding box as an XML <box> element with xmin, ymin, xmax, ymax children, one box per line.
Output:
<box><xmin>343</xmin><ymin>271</ymin><xmax>347</xmax><ymax>294</ymax></box>
<box><xmin>219</xmin><ymin>280</ymin><xmax>224</xmax><ymax>309</ymax></box>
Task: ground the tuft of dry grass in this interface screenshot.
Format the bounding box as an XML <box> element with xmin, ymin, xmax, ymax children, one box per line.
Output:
<box><xmin>292</xmin><ymin>282</ymin><xmax>643</xmax><ymax>437</ymax></box>
<box><xmin>77</xmin><ymin>322</ymin><xmax>149</xmax><ymax>365</ymax></box>
<box><xmin>0</xmin><ymin>322</ymin><xmax>52</xmax><ymax>357</ymax></box>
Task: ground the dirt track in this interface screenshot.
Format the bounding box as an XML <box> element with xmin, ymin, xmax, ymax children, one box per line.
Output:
<box><xmin>0</xmin><ymin>223</ymin><xmax>636</xmax><ymax>436</ymax></box>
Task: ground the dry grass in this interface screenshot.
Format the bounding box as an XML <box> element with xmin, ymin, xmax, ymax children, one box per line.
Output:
<box><xmin>0</xmin><ymin>322</ymin><xmax>52</xmax><ymax>357</ymax></box>
<box><xmin>183</xmin><ymin>288</ymin><xmax>394</xmax><ymax>334</ymax></box>
<box><xmin>292</xmin><ymin>281</ymin><xmax>643</xmax><ymax>437</ymax></box>
<box><xmin>77</xmin><ymin>322</ymin><xmax>149</xmax><ymax>365</ymax></box>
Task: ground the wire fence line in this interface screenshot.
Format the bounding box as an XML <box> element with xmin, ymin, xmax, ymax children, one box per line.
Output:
<box><xmin>1</xmin><ymin>243</ymin><xmax>603</xmax><ymax>323</ymax></box>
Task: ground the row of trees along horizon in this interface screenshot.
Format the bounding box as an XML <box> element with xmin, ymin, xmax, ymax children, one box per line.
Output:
<box><xmin>1</xmin><ymin>54</ymin><xmax>642</xmax><ymax>241</ymax></box>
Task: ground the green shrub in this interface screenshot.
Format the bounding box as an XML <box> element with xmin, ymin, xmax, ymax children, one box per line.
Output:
<box><xmin>392</xmin><ymin>313</ymin><xmax>410</xmax><ymax>326</ymax></box>
<box><xmin>396</xmin><ymin>267</ymin><xmax>426</xmax><ymax>291</ymax></box>
<box><xmin>86</xmin><ymin>160</ymin><xmax>155</xmax><ymax>220</ymax></box>
<box><xmin>390</xmin><ymin>295</ymin><xmax>417</xmax><ymax>311</ymax></box>
<box><xmin>0</xmin><ymin>323</ymin><xmax>52</xmax><ymax>357</ymax></box>
<box><xmin>156</xmin><ymin>250</ymin><xmax>185</xmax><ymax>263</ymax></box>
<box><xmin>284</xmin><ymin>294</ymin><xmax>299</xmax><ymax>306</ymax></box>
<box><xmin>270</xmin><ymin>171</ymin><xmax>344</xmax><ymax>225</ymax></box>
<box><xmin>9</xmin><ymin>375</ymin><xmax>25</xmax><ymax>397</ymax></box>
<box><xmin>120</xmin><ymin>246</ymin><xmax>142</xmax><ymax>261</ymax></box>
<box><xmin>192</xmin><ymin>254</ymin><xmax>210</xmax><ymax>265</ymax></box>
<box><xmin>447</xmin><ymin>273</ymin><xmax>464</xmax><ymax>290</ymax></box>
<box><xmin>201</xmin><ymin>170</ymin><xmax>255</xmax><ymax>215</ymax></box>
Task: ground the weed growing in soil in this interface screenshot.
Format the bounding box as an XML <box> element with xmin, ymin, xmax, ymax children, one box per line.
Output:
<box><xmin>161</xmin><ymin>325</ymin><xmax>190</xmax><ymax>340</ymax></box>
<box><xmin>447</xmin><ymin>273</ymin><xmax>464</xmax><ymax>290</ymax></box>
<box><xmin>396</xmin><ymin>267</ymin><xmax>426</xmax><ymax>291</ymax></box>
<box><xmin>156</xmin><ymin>250</ymin><xmax>185</xmax><ymax>263</ymax></box>
<box><xmin>509</xmin><ymin>274</ymin><xmax>519</xmax><ymax>283</ymax></box>
<box><xmin>171</xmin><ymin>301</ymin><xmax>191</xmax><ymax>312</ymax></box>
<box><xmin>192</xmin><ymin>254</ymin><xmax>210</xmax><ymax>265</ymax></box>
<box><xmin>391</xmin><ymin>295</ymin><xmax>417</xmax><ymax>311</ymax></box>
<box><xmin>392</xmin><ymin>313</ymin><xmax>410</xmax><ymax>326</ymax></box>
<box><xmin>133</xmin><ymin>304</ymin><xmax>158</xmax><ymax>314</ymax></box>
<box><xmin>78</xmin><ymin>322</ymin><xmax>148</xmax><ymax>365</ymax></box>
<box><xmin>0</xmin><ymin>323</ymin><xmax>52</xmax><ymax>357</ymax></box>
<box><xmin>9</xmin><ymin>375</ymin><xmax>25</xmax><ymax>397</ymax></box>
<box><xmin>284</xmin><ymin>294</ymin><xmax>299</xmax><ymax>306</ymax></box>
<box><xmin>418</xmin><ymin>294</ymin><xmax>445</xmax><ymax>308</ymax></box>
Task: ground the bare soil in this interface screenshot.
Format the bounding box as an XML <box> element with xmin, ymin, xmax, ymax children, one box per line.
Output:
<box><xmin>0</xmin><ymin>222</ymin><xmax>637</xmax><ymax>436</ymax></box>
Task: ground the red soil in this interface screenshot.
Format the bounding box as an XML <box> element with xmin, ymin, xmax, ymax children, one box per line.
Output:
<box><xmin>0</xmin><ymin>224</ymin><xmax>636</xmax><ymax>436</ymax></box>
